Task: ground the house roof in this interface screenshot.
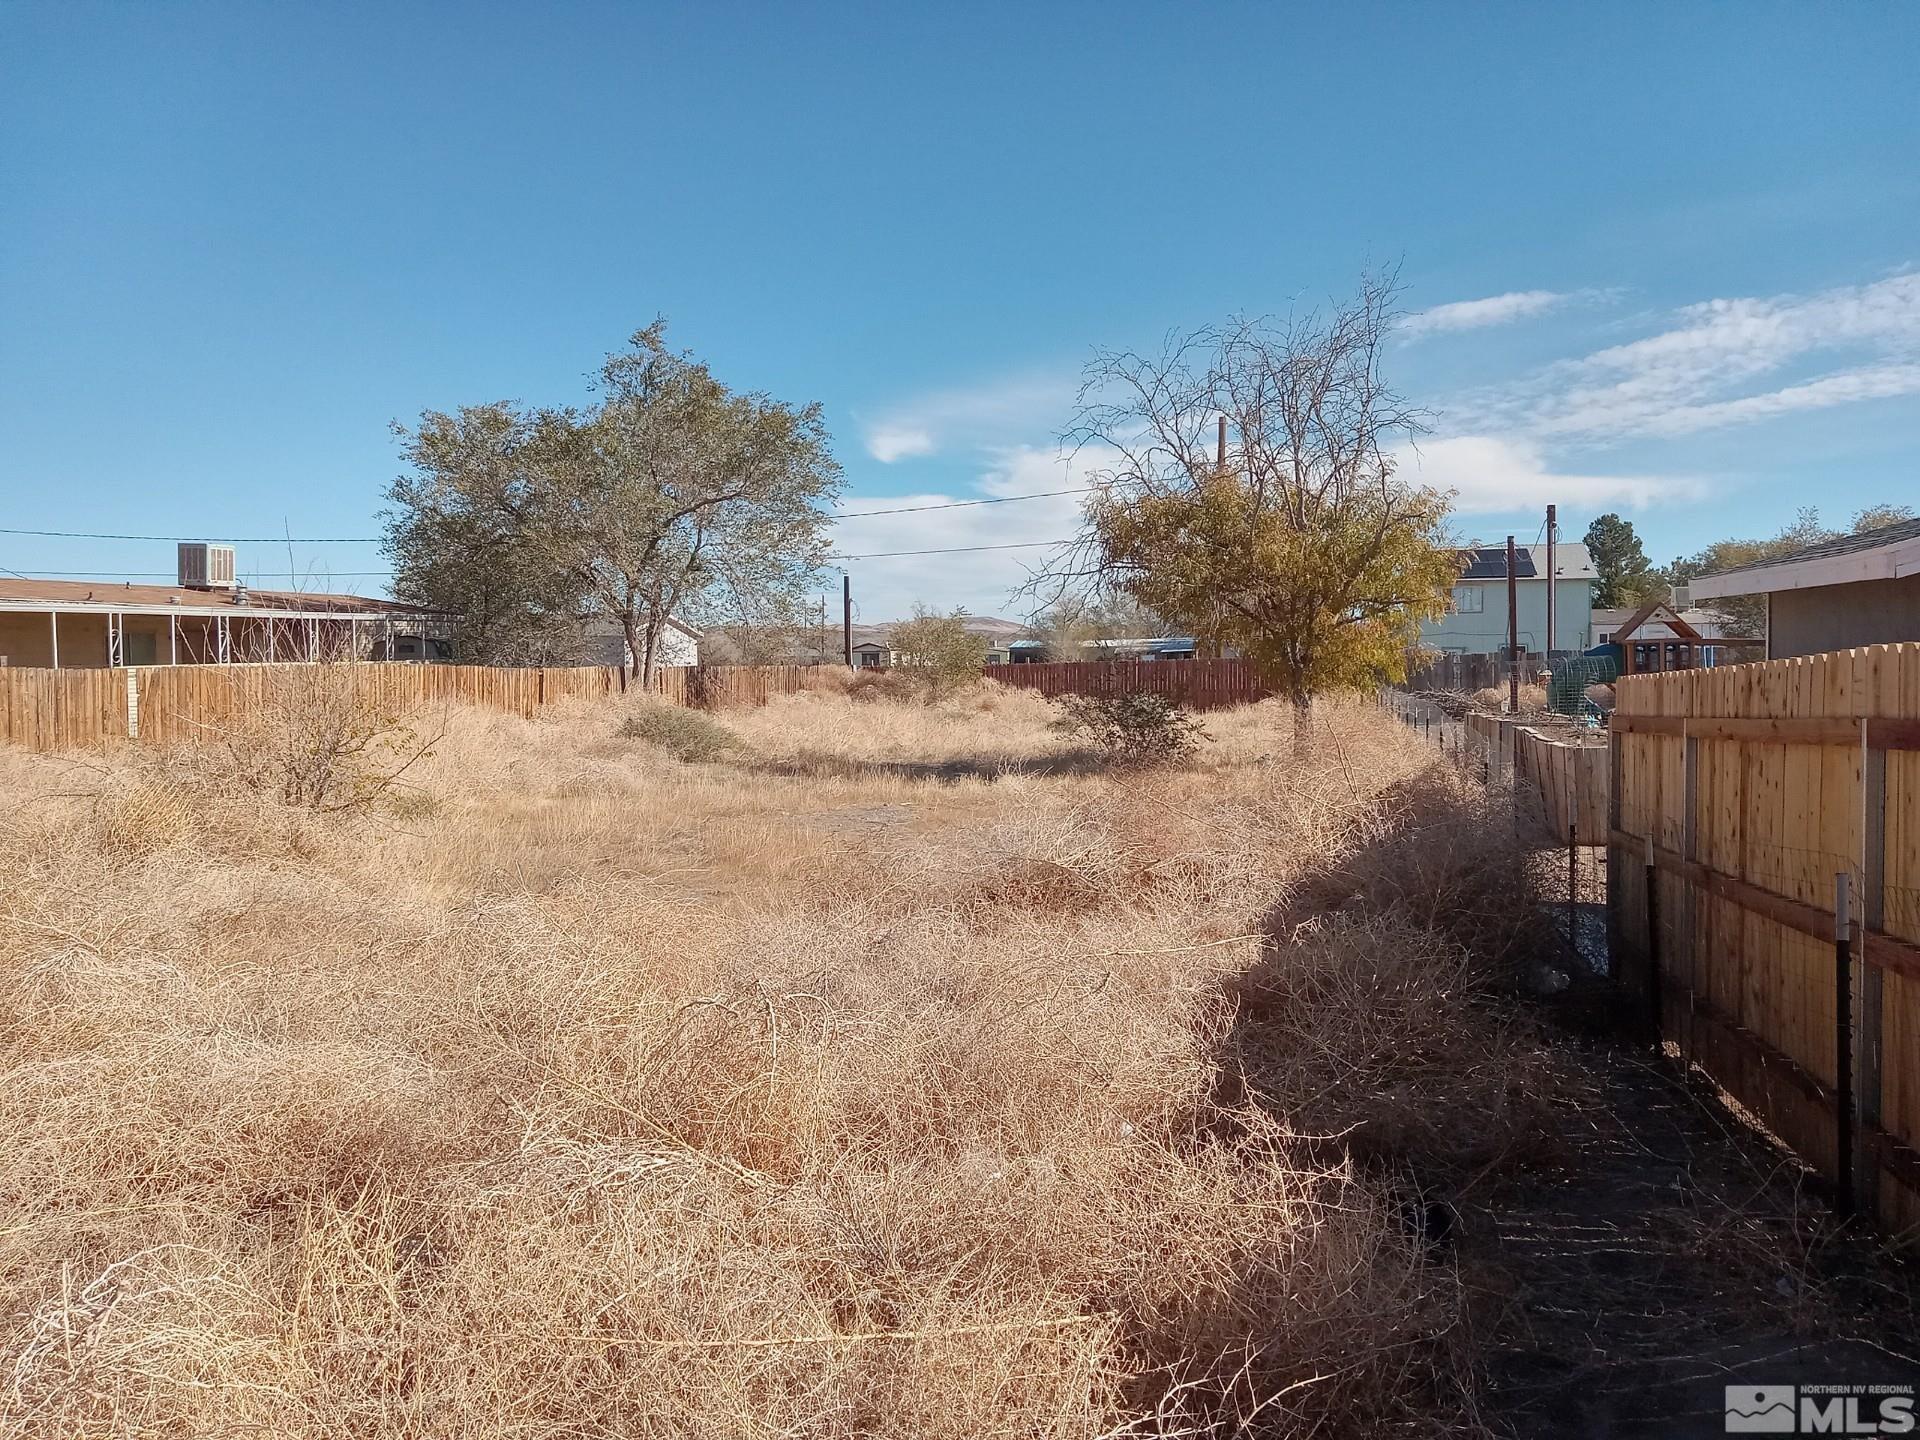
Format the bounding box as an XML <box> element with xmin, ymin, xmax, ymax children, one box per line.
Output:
<box><xmin>1454</xmin><ymin>543</ymin><xmax>1596</xmax><ymax>582</ymax></box>
<box><xmin>1609</xmin><ymin>601</ymin><xmax>1704</xmax><ymax>644</ymax></box>
<box><xmin>0</xmin><ymin>577</ymin><xmax>439</xmax><ymax>617</ymax></box>
<box><xmin>1689</xmin><ymin>517</ymin><xmax>1920</xmax><ymax>600</ymax></box>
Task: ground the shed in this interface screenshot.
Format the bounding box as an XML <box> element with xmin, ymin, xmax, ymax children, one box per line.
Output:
<box><xmin>1689</xmin><ymin>517</ymin><xmax>1920</xmax><ymax>660</ymax></box>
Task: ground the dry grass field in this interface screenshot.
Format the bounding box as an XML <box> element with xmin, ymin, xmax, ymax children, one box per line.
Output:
<box><xmin>0</xmin><ymin>677</ymin><xmax>1554</xmax><ymax>1437</ymax></box>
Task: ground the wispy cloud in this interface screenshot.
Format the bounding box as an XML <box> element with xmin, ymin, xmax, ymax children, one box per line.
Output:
<box><xmin>1465</xmin><ymin>273</ymin><xmax>1920</xmax><ymax>441</ymax></box>
<box><xmin>1403</xmin><ymin>289</ymin><xmax>1580</xmax><ymax>337</ymax></box>
<box><xmin>1395</xmin><ymin>434</ymin><xmax>1705</xmax><ymax>514</ymax></box>
<box><xmin>859</xmin><ymin>372</ymin><xmax>1076</xmax><ymax>462</ymax></box>
<box><xmin>831</xmin><ymin>444</ymin><xmax>1105</xmax><ymax>620</ymax></box>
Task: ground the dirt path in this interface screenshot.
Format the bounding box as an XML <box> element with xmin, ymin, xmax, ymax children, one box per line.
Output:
<box><xmin>1466</xmin><ymin>1006</ymin><xmax>1920</xmax><ymax>1437</ymax></box>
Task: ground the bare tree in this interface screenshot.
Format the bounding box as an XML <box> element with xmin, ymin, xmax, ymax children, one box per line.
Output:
<box><xmin>1034</xmin><ymin>273</ymin><xmax>1457</xmax><ymax>733</ymax></box>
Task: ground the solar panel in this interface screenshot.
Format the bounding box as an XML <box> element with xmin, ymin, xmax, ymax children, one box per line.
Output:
<box><xmin>1457</xmin><ymin>547</ymin><xmax>1536</xmax><ymax>580</ymax></box>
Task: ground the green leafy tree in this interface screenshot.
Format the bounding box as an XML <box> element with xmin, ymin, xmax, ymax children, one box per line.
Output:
<box><xmin>386</xmin><ymin>405</ymin><xmax>595</xmax><ymax>663</ymax></box>
<box><xmin>887</xmin><ymin>606</ymin><xmax>991</xmax><ymax>701</ymax></box>
<box><xmin>387</xmin><ymin>323</ymin><xmax>840</xmax><ymax>682</ymax></box>
<box><xmin>1583</xmin><ymin>513</ymin><xmax>1655</xmax><ymax>609</ymax></box>
<box><xmin>1040</xmin><ymin>273</ymin><xmax>1457</xmax><ymax>733</ymax></box>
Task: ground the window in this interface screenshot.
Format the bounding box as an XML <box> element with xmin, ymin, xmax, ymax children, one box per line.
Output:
<box><xmin>1450</xmin><ymin>586</ymin><xmax>1485</xmax><ymax>614</ymax></box>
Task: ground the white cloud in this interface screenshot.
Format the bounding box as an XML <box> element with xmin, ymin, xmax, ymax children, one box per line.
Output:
<box><xmin>1403</xmin><ymin>290</ymin><xmax>1577</xmax><ymax>337</ymax></box>
<box><xmin>860</xmin><ymin>372</ymin><xmax>1076</xmax><ymax>462</ymax></box>
<box><xmin>864</xmin><ymin>424</ymin><xmax>935</xmax><ymax>463</ymax></box>
<box><xmin>830</xmin><ymin>444</ymin><xmax>1107</xmax><ymax>621</ymax></box>
<box><xmin>1395</xmin><ymin>434</ymin><xmax>1705</xmax><ymax>514</ymax></box>
<box><xmin>1467</xmin><ymin>273</ymin><xmax>1920</xmax><ymax>441</ymax></box>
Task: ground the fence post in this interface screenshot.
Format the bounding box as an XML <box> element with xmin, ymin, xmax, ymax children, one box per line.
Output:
<box><xmin>1567</xmin><ymin>822</ymin><xmax>1578</xmax><ymax>964</ymax></box>
<box><xmin>1644</xmin><ymin>834</ymin><xmax>1662</xmax><ymax>1047</ymax></box>
<box><xmin>1835</xmin><ymin>871</ymin><xmax>1855</xmax><ymax>1217</ymax></box>
<box><xmin>1859</xmin><ymin>724</ymin><xmax>1886</xmax><ymax>1217</ymax></box>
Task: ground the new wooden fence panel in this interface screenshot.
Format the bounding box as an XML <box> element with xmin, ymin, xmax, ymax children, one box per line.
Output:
<box><xmin>1610</xmin><ymin>643</ymin><xmax>1920</xmax><ymax>1234</ymax></box>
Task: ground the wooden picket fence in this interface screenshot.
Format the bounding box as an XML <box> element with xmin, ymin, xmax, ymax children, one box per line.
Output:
<box><xmin>650</xmin><ymin>664</ymin><xmax>845</xmax><ymax>709</ymax></box>
<box><xmin>0</xmin><ymin>661</ymin><xmax>852</xmax><ymax>754</ymax></box>
<box><xmin>991</xmin><ymin>658</ymin><xmax>1269</xmax><ymax>710</ymax></box>
<box><xmin>1607</xmin><ymin>643</ymin><xmax>1920</xmax><ymax>1232</ymax></box>
<box><xmin>4</xmin><ymin>657</ymin><xmax>1286</xmax><ymax>756</ymax></box>
<box><xmin>0</xmin><ymin>667</ymin><xmax>133</xmax><ymax>752</ymax></box>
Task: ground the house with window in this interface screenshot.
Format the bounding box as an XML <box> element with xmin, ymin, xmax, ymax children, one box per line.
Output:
<box><xmin>1419</xmin><ymin>543</ymin><xmax>1595</xmax><ymax>657</ymax></box>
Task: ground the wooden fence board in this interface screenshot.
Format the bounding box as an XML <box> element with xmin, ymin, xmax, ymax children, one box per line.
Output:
<box><xmin>991</xmin><ymin>658</ymin><xmax>1269</xmax><ymax>709</ymax></box>
<box><xmin>1609</xmin><ymin>643</ymin><xmax>1920</xmax><ymax>1235</ymax></box>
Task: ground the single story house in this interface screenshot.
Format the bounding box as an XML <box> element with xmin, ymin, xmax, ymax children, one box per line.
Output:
<box><xmin>1420</xmin><ymin>543</ymin><xmax>1596</xmax><ymax>658</ymax></box>
<box><xmin>0</xmin><ymin>563</ymin><xmax>447</xmax><ymax>669</ymax></box>
<box><xmin>1689</xmin><ymin>516</ymin><xmax>1920</xmax><ymax>660</ymax></box>
<box><xmin>581</xmin><ymin>615</ymin><xmax>701</xmax><ymax>672</ymax></box>
<box><xmin>1006</xmin><ymin>636</ymin><xmax>1201</xmax><ymax>662</ymax></box>
<box><xmin>846</xmin><ymin>616</ymin><xmax>1026</xmax><ymax>668</ymax></box>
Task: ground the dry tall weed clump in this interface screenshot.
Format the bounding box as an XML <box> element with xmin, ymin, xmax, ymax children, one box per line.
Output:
<box><xmin>0</xmin><ymin>684</ymin><xmax>1550</xmax><ymax>1436</ymax></box>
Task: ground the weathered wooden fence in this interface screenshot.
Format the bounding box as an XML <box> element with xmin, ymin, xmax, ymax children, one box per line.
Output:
<box><xmin>0</xmin><ymin>661</ymin><xmax>849</xmax><ymax>754</ymax></box>
<box><xmin>651</xmin><ymin>664</ymin><xmax>845</xmax><ymax>709</ymax></box>
<box><xmin>0</xmin><ymin>667</ymin><xmax>132</xmax><ymax>752</ymax></box>
<box><xmin>992</xmin><ymin>658</ymin><xmax>1269</xmax><ymax>709</ymax></box>
<box><xmin>1608</xmin><ymin>644</ymin><xmax>1920</xmax><ymax>1230</ymax></box>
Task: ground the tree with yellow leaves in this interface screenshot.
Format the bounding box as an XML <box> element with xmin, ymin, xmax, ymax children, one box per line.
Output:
<box><xmin>1040</xmin><ymin>273</ymin><xmax>1457</xmax><ymax>734</ymax></box>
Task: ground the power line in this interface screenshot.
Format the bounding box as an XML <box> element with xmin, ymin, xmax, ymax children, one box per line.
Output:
<box><xmin>1</xmin><ymin>537</ymin><xmax>1080</xmax><ymax>578</ymax></box>
<box><xmin>825</xmin><ymin>539</ymin><xmax>1071</xmax><ymax>560</ymax></box>
<box><xmin>0</xmin><ymin>569</ymin><xmax>397</xmax><ymax>579</ymax></box>
<box><xmin>0</xmin><ymin>486</ymin><xmax>1101</xmax><ymax>545</ymax></box>
<box><xmin>834</xmin><ymin>487</ymin><xmax>1097</xmax><ymax>519</ymax></box>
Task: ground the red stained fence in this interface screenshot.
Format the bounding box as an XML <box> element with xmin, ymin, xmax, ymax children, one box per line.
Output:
<box><xmin>990</xmin><ymin>658</ymin><xmax>1270</xmax><ymax>710</ymax></box>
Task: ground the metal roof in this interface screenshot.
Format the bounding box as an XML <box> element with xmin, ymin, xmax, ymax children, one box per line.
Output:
<box><xmin>1694</xmin><ymin>517</ymin><xmax>1920</xmax><ymax>583</ymax></box>
<box><xmin>0</xmin><ymin>577</ymin><xmax>438</xmax><ymax>616</ymax></box>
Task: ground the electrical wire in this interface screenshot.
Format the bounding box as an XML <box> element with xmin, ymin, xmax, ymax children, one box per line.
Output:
<box><xmin>0</xmin><ymin>536</ymin><xmax>1080</xmax><ymax>578</ymax></box>
<box><xmin>0</xmin><ymin>486</ymin><xmax>1100</xmax><ymax>545</ymax></box>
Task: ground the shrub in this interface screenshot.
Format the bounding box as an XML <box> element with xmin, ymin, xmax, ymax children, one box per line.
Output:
<box><xmin>886</xmin><ymin>607</ymin><xmax>991</xmax><ymax>701</ymax></box>
<box><xmin>617</xmin><ymin>704</ymin><xmax>740</xmax><ymax>762</ymax></box>
<box><xmin>210</xmin><ymin>664</ymin><xmax>438</xmax><ymax>812</ymax></box>
<box><xmin>1051</xmin><ymin>692</ymin><xmax>1208</xmax><ymax>766</ymax></box>
<box><xmin>846</xmin><ymin>669</ymin><xmax>919</xmax><ymax>705</ymax></box>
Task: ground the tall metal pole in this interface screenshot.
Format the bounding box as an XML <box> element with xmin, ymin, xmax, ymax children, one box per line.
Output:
<box><xmin>1506</xmin><ymin>534</ymin><xmax>1520</xmax><ymax>713</ymax></box>
<box><xmin>1216</xmin><ymin>414</ymin><xmax>1226</xmax><ymax>472</ymax></box>
<box><xmin>842</xmin><ymin>572</ymin><xmax>853</xmax><ymax>669</ymax></box>
<box><xmin>1545</xmin><ymin>503</ymin><xmax>1557</xmax><ymax>659</ymax></box>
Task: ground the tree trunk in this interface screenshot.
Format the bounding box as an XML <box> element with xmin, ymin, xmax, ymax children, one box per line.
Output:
<box><xmin>1290</xmin><ymin>687</ymin><xmax>1313</xmax><ymax>753</ymax></box>
<box><xmin>640</xmin><ymin>613</ymin><xmax>665</xmax><ymax>689</ymax></box>
<box><xmin>618</xmin><ymin>609</ymin><xmax>646</xmax><ymax>691</ymax></box>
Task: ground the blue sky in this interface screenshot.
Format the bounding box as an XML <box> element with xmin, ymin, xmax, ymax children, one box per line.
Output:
<box><xmin>3</xmin><ymin>1</ymin><xmax>1917</xmax><ymax>621</ymax></box>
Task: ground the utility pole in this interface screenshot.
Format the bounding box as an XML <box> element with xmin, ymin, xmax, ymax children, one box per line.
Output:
<box><xmin>1545</xmin><ymin>503</ymin><xmax>1557</xmax><ymax>661</ymax></box>
<box><xmin>1217</xmin><ymin>414</ymin><xmax>1227</xmax><ymax>473</ymax></box>
<box><xmin>842</xmin><ymin>571</ymin><xmax>853</xmax><ymax>669</ymax></box>
<box><xmin>1507</xmin><ymin>534</ymin><xmax>1521</xmax><ymax>713</ymax></box>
